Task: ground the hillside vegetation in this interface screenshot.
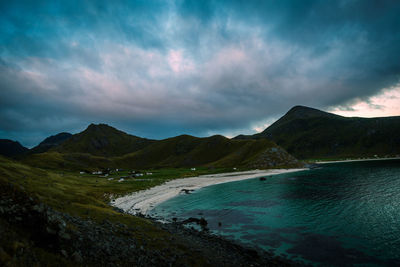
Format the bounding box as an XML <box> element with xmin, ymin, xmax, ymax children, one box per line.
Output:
<box><xmin>53</xmin><ymin>124</ymin><xmax>155</xmax><ymax>157</ymax></box>
<box><xmin>115</xmin><ymin>134</ymin><xmax>301</xmax><ymax>169</ymax></box>
<box><xmin>236</xmin><ymin>106</ymin><xmax>400</xmax><ymax>160</ymax></box>
<box><xmin>0</xmin><ymin>156</ymin><xmax>291</xmax><ymax>266</ymax></box>
<box><xmin>21</xmin><ymin>124</ymin><xmax>302</xmax><ymax>171</ymax></box>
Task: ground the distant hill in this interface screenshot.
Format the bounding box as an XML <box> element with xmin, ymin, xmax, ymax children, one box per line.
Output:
<box><xmin>30</xmin><ymin>132</ymin><xmax>72</xmax><ymax>154</ymax></box>
<box><xmin>236</xmin><ymin>105</ymin><xmax>400</xmax><ymax>159</ymax></box>
<box><xmin>52</xmin><ymin>124</ymin><xmax>155</xmax><ymax>157</ymax></box>
<box><xmin>115</xmin><ymin>134</ymin><xmax>302</xmax><ymax>169</ymax></box>
<box><xmin>0</xmin><ymin>139</ymin><xmax>28</xmax><ymax>157</ymax></box>
<box><xmin>21</xmin><ymin>124</ymin><xmax>303</xmax><ymax>170</ymax></box>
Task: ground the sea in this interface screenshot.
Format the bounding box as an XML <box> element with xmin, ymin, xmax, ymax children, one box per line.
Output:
<box><xmin>150</xmin><ymin>159</ymin><xmax>400</xmax><ymax>266</ymax></box>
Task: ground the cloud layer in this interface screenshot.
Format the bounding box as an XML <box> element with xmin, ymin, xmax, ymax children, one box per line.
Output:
<box><xmin>1</xmin><ymin>0</ymin><xmax>400</xmax><ymax>146</ymax></box>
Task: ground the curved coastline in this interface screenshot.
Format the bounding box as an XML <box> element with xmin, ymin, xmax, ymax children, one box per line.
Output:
<box><xmin>111</xmin><ymin>168</ymin><xmax>307</xmax><ymax>215</ymax></box>
<box><xmin>317</xmin><ymin>157</ymin><xmax>400</xmax><ymax>164</ymax></box>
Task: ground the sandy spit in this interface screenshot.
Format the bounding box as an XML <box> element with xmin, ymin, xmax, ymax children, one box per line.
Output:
<box><xmin>112</xmin><ymin>168</ymin><xmax>307</xmax><ymax>215</ymax></box>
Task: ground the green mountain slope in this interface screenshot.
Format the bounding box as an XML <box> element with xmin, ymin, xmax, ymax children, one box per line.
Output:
<box><xmin>53</xmin><ymin>124</ymin><xmax>155</xmax><ymax>157</ymax></box>
<box><xmin>21</xmin><ymin>124</ymin><xmax>302</xmax><ymax>170</ymax></box>
<box><xmin>237</xmin><ymin>106</ymin><xmax>400</xmax><ymax>159</ymax></box>
<box><xmin>115</xmin><ymin>134</ymin><xmax>302</xmax><ymax>169</ymax></box>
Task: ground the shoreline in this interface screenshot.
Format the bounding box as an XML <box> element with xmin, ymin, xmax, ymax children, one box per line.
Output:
<box><xmin>316</xmin><ymin>157</ymin><xmax>400</xmax><ymax>164</ymax></box>
<box><xmin>112</xmin><ymin>168</ymin><xmax>307</xmax><ymax>215</ymax></box>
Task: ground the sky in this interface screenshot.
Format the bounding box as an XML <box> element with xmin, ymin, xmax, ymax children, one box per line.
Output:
<box><xmin>1</xmin><ymin>0</ymin><xmax>400</xmax><ymax>147</ymax></box>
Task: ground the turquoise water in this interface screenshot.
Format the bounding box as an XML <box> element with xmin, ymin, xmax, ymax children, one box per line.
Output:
<box><xmin>151</xmin><ymin>160</ymin><xmax>400</xmax><ymax>266</ymax></box>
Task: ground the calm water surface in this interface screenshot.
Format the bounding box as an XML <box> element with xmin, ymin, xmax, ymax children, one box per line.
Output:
<box><xmin>151</xmin><ymin>159</ymin><xmax>400</xmax><ymax>266</ymax></box>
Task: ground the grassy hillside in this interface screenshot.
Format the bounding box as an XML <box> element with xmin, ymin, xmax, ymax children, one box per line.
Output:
<box><xmin>101</xmin><ymin>134</ymin><xmax>301</xmax><ymax>169</ymax></box>
<box><xmin>21</xmin><ymin>124</ymin><xmax>303</xmax><ymax>171</ymax></box>
<box><xmin>2</xmin><ymin>156</ymin><xmax>295</xmax><ymax>266</ymax></box>
<box><xmin>22</xmin><ymin>136</ymin><xmax>302</xmax><ymax>171</ymax></box>
<box><xmin>236</xmin><ymin>106</ymin><xmax>400</xmax><ymax>160</ymax></box>
<box><xmin>22</xmin><ymin>151</ymin><xmax>114</xmax><ymax>171</ymax></box>
<box><xmin>53</xmin><ymin>124</ymin><xmax>155</xmax><ymax>157</ymax></box>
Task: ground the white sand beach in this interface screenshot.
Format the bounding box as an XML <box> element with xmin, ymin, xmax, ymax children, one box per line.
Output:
<box><xmin>112</xmin><ymin>168</ymin><xmax>306</xmax><ymax>215</ymax></box>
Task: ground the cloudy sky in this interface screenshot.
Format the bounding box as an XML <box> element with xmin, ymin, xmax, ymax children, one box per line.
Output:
<box><xmin>1</xmin><ymin>0</ymin><xmax>400</xmax><ymax>147</ymax></box>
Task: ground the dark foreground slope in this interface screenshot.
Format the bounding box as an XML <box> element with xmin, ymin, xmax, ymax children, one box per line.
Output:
<box><xmin>0</xmin><ymin>156</ymin><xmax>298</xmax><ymax>266</ymax></box>
<box><xmin>236</xmin><ymin>106</ymin><xmax>400</xmax><ymax>159</ymax></box>
<box><xmin>22</xmin><ymin>124</ymin><xmax>303</xmax><ymax>171</ymax></box>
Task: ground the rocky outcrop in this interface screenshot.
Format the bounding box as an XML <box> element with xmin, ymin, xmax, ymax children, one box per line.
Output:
<box><xmin>249</xmin><ymin>147</ymin><xmax>304</xmax><ymax>169</ymax></box>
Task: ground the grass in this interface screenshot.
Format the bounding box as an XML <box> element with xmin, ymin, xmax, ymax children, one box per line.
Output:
<box><xmin>53</xmin><ymin>123</ymin><xmax>155</xmax><ymax>157</ymax></box>
<box><xmin>0</xmin><ymin>136</ymin><xmax>306</xmax><ymax>267</ymax></box>
<box><xmin>0</xmin><ymin>155</ymin><xmax>242</xmax><ymax>265</ymax></box>
<box><xmin>23</xmin><ymin>123</ymin><xmax>302</xmax><ymax>172</ymax></box>
<box><xmin>0</xmin><ymin>155</ymin><xmax>239</xmax><ymax>226</ymax></box>
<box><xmin>1</xmin><ymin>154</ymin><xmax>265</xmax><ymax>266</ymax></box>
<box><xmin>22</xmin><ymin>137</ymin><xmax>302</xmax><ymax>172</ymax></box>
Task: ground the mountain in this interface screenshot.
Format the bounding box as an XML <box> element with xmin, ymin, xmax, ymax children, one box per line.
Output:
<box><xmin>30</xmin><ymin>132</ymin><xmax>72</xmax><ymax>154</ymax></box>
<box><xmin>52</xmin><ymin>123</ymin><xmax>155</xmax><ymax>157</ymax></box>
<box><xmin>236</xmin><ymin>105</ymin><xmax>400</xmax><ymax>159</ymax></box>
<box><xmin>21</xmin><ymin>124</ymin><xmax>303</xmax><ymax>170</ymax></box>
<box><xmin>115</xmin><ymin>134</ymin><xmax>302</xmax><ymax>169</ymax></box>
<box><xmin>0</xmin><ymin>139</ymin><xmax>28</xmax><ymax>157</ymax></box>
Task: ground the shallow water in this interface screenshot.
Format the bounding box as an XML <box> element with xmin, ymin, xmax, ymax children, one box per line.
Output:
<box><xmin>151</xmin><ymin>159</ymin><xmax>400</xmax><ymax>266</ymax></box>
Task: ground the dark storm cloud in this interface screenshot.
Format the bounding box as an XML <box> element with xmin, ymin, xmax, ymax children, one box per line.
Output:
<box><xmin>0</xmin><ymin>0</ymin><xmax>399</xmax><ymax>147</ymax></box>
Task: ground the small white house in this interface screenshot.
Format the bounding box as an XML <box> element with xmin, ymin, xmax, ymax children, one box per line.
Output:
<box><xmin>146</xmin><ymin>172</ymin><xmax>153</xmax><ymax>175</ymax></box>
<box><xmin>79</xmin><ymin>171</ymin><xmax>85</xmax><ymax>174</ymax></box>
<box><xmin>135</xmin><ymin>173</ymin><xmax>144</xmax><ymax>177</ymax></box>
<box><xmin>191</xmin><ymin>168</ymin><xmax>196</xmax><ymax>171</ymax></box>
<box><xmin>107</xmin><ymin>178</ymin><xmax>114</xmax><ymax>181</ymax></box>
<box><xmin>118</xmin><ymin>178</ymin><xmax>124</xmax><ymax>182</ymax></box>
